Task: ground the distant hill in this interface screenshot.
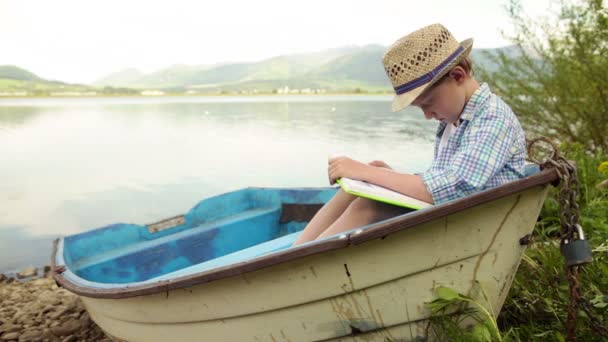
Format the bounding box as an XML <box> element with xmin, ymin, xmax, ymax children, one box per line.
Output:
<box><xmin>93</xmin><ymin>46</ymin><xmax>366</xmax><ymax>90</ymax></box>
<box><xmin>1</xmin><ymin>45</ymin><xmax>520</xmax><ymax>96</ymax></box>
<box><xmin>0</xmin><ymin>65</ymin><xmax>128</xmax><ymax>96</ymax></box>
<box><xmin>93</xmin><ymin>45</ymin><xmax>519</xmax><ymax>92</ymax></box>
<box><xmin>0</xmin><ymin>65</ymin><xmax>44</xmax><ymax>82</ymax></box>
<box><xmin>94</xmin><ymin>68</ymin><xmax>145</xmax><ymax>87</ymax></box>
<box><xmin>303</xmin><ymin>45</ymin><xmax>388</xmax><ymax>86</ymax></box>
<box><xmin>470</xmin><ymin>45</ymin><xmax>523</xmax><ymax>74</ymax></box>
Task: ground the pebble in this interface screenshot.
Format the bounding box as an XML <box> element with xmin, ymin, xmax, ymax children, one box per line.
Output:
<box><xmin>0</xmin><ymin>332</ymin><xmax>19</xmax><ymax>340</ymax></box>
<box><xmin>0</xmin><ymin>268</ymin><xmax>107</xmax><ymax>342</ymax></box>
<box><xmin>16</xmin><ymin>267</ymin><xmax>38</xmax><ymax>279</ymax></box>
<box><xmin>16</xmin><ymin>329</ymin><xmax>42</xmax><ymax>341</ymax></box>
<box><xmin>60</xmin><ymin>336</ymin><xmax>77</xmax><ymax>342</ymax></box>
<box><xmin>50</xmin><ymin>319</ymin><xmax>81</xmax><ymax>337</ymax></box>
<box><xmin>0</xmin><ymin>325</ymin><xmax>22</xmax><ymax>334</ymax></box>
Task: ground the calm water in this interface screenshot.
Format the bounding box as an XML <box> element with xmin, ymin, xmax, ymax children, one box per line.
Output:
<box><xmin>0</xmin><ymin>95</ymin><xmax>437</xmax><ymax>273</ymax></box>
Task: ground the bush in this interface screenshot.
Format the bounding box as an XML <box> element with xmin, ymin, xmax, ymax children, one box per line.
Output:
<box><xmin>479</xmin><ymin>0</ymin><xmax>608</xmax><ymax>154</ymax></box>
<box><xmin>498</xmin><ymin>144</ymin><xmax>608</xmax><ymax>341</ymax></box>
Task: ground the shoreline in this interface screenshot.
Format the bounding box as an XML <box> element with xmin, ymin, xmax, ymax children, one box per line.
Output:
<box><xmin>0</xmin><ymin>92</ymin><xmax>393</xmax><ymax>100</ymax></box>
<box><xmin>0</xmin><ymin>268</ymin><xmax>109</xmax><ymax>342</ymax></box>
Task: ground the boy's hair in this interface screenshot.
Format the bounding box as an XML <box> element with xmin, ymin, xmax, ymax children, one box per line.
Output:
<box><xmin>430</xmin><ymin>55</ymin><xmax>474</xmax><ymax>88</ymax></box>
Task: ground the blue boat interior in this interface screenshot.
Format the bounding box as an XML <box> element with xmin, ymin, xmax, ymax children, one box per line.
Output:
<box><xmin>61</xmin><ymin>165</ymin><xmax>541</xmax><ymax>285</ymax></box>
<box><xmin>62</xmin><ymin>188</ymin><xmax>338</xmax><ymax>284</ymax></box>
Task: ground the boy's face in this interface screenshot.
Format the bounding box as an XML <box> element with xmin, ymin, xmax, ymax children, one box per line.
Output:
<box><xmin>411</xmin><ymin>67</ymin><xmax>468</xmax><ymax>125</ymax></box>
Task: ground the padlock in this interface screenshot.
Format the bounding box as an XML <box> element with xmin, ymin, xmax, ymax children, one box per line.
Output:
<box><xmin>560</xmin><ymin>224</ymin><xmax>593</xmax><ymax>267</ymax></box>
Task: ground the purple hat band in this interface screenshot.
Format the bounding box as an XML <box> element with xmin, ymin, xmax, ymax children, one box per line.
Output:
<box><xmin>393</xmin><ymin>46</ymin><xmax>465</xmax><ymax>95</ymax></box>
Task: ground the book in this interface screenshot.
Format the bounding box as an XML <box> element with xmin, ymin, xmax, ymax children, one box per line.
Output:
<box><xmin>336</xmin><ymin>178</ymin><xmax>432</xmax><ymax>210</ymax></box>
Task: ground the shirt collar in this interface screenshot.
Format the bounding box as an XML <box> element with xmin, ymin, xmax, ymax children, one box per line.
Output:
<box><xmin>435</xmin><ymin>83</ymin><xmax>490</xmax><ymax>135</ymax></box>
<box><xmin>459</xmin><ymin>82</ymin><xmax>490</xmax><ymax>121</ymax></box>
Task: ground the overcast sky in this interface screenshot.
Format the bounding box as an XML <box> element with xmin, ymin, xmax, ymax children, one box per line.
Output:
<box><xmin>0</xmin><ymin>0</ymin><xmax>555</xmax><ymax>84</ymax></box>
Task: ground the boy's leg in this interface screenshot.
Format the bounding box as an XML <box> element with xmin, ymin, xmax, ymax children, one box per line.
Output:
<box><xmin>316</xmin><ymin>198</ymin><xmax>412</xmax><ymax>240</ymax></box>
<box><xmin>292</xmin><ymin>189</ymin><xmax>357</xmax><ymax>246</ymax></box>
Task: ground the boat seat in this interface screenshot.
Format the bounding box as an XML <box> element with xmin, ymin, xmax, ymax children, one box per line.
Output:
<box><xmin>149</xmin><ymin>231</ymin><xmax>300</xmax><ymax>281</ymax></box>
<box><xmin>72</xmin><ymin>206</ymin><xmax>282</xmax><ymax>272</ymax></box>
<box><xmin>147</xmin><ymin>165</ymin><xmax>544</xmax><ymax>280</ymax></box>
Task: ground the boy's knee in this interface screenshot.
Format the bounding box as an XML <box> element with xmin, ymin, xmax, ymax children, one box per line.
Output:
<box><xmin>348</xmin><ymin>198</ymin><xmax>411</xmax><ymax>222</ymax></box>
<box><xmin>348</xmin><ymin>198</ymin><xmax>384</xmax><ymax>219</ymax></box>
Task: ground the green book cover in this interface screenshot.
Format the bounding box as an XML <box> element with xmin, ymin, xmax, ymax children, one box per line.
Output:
<box><xmin>336</xmin><ymin>178</ymin><xmax>432</xmax><ymax>210</ymax></box>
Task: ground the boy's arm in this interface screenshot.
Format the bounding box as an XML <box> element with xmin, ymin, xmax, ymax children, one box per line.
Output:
<box><xmin>328</xmin><ymin>157</ymin><xmax>434</xmax><ymax>203</ymax></box>
<box><xmin>421</xmin><ymin>113</ymin><xmax>521</xmax><ymax>204</ymax></box>
<box><xmin>365</xmin><ymin>167</ymin><xmax>434</xmax><ymax>204</ymax></box>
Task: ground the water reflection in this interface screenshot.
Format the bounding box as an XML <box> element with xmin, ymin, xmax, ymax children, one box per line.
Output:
<box><xmin>0</xmin><ymin>96</ymin><xmax>437</xmax><ymax>272</ymax></box>
<box><xmin>0</xmin><ymin>106</ymin><xmax>44</xmax><ymax>129</ymax></box>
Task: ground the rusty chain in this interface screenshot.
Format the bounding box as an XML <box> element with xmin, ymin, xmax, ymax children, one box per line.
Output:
<box><xmin>527</xmin><ymin>137</ymin><xmax>607</xmax><ymax>341</ymax></box>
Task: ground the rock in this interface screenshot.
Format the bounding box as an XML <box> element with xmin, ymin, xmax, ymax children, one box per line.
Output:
<box><xmin>17</xmin><ymin>329</ymin><xmax>42</xmax><ymax>341</ymax></box>
<box><xmin>0</xmin><ymin>324</ymin><xmax>23</xmax><ymax>334</ymax></box>
<box><xmin>39</xmin><ymin>292</ymin><xmax>61</xmax><ymax>307</ymax></box>
<box><xmin>49</xmin><ymin>319</ymin><xmax>81</xmax><ymax>337</ymax></box>
<box><xmin>0</xmin><ymin>274</ymin><xmax>6</xmax><ymax>283</ymax></box>
<box><xmin>40</xmin><ymin>305</ymin><xmax>54</xmax><ymax>315</ymax></box>
<box><xmin>16</xmin><ymin>267</ymin><xmax>38</xmax><ymax>279</ymax></box>
<box><xmin>29</xmin><ymin>279</ymin><xmax>51</xmax><ymax>288</ymax></box>
<box><xmin>49</xmin><ymin>306</ymin><xmax>70</xmax><ymax>320</ymax></box>
<box><xmin>79</xmin><ymin>312</ymin><xmax>90</xmax><ymax>322</ymax></box>
<box><xmin>0</xmin><ymin>271</ymin><xmax>109</xmax><ymax>342</ymax></box>
<box><xmin>1</xmin><ymin>332</ymin><xmax>20</xmax><ymax>341</ymax></box>
<box><xmin>41</xmin><ymin>329</ymin><xmax>55</xmax><ymax>340</ymax></box>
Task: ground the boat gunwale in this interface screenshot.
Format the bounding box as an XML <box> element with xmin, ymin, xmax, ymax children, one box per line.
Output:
<box><xmin>51</xmin><ymin>166</ymin><xmax>559</xmax><ymax>299</ymax></box>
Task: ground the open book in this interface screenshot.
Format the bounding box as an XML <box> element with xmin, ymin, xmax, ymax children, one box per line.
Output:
<box><xmin>336</xmin><ymin>178</ymin><xmax>432</xmax><ymax>210</ymax></box>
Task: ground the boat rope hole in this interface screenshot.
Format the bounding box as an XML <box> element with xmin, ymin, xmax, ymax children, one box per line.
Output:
<box><xmin>343</xmin><ymin>263</ymin><xmax>351</xmax><ymax>277</ymax></box>
<box><xmin>519</xmin><ymin>234</ymin><xmax>532</xmax><ymax>245</ymax></box>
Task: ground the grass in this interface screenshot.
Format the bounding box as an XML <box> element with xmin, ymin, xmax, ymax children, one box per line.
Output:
<box><xmin>426</xmin><ymin>143</ymin><xmax>608</xmax><ymax>341</ymax></box>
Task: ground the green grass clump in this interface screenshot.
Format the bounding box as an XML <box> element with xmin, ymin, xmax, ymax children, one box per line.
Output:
<box><xmin>497</xmin><ymin>143</ymin><xmax>608</xmax><ymax>341</ymax></box>
<box><xmin>425</xmin><ymin>144</ymin><xmax>608</xmax><ymax>341</ymax></box>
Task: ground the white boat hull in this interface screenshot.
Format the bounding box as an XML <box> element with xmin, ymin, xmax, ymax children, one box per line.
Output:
<box><xmin>79</xmin><ymin>185</ymin><xmax>549</xmax><ymax>341</ymax></box>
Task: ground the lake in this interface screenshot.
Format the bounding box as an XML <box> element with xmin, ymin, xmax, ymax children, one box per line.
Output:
<box><xmin>0</xmin><ymin>95</ymin><xmax>436</xmax><ymax>273</ymax></box>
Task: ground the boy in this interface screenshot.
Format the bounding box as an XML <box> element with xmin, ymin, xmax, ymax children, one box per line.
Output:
<box><xmin>293</xmin><ymin>23</ymin><xmax>526</xmax><ymax>246</ymax></box>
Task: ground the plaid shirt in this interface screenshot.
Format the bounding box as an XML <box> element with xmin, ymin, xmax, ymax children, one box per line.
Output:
<box><xmin>421</xmin><ymin>83</ymin><xmax>526</xmax><ymax>204</ymax></box>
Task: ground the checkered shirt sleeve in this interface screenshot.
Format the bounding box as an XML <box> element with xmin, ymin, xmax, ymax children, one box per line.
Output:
<box><xmin>420</xmin><ymin>83</ymin><xmax>526</xmax><ymax>204</ymax></box>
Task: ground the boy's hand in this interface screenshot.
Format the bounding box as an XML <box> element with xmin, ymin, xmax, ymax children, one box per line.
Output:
<box><xmin>328</xmin><ymin>156</ymin><xmax>370</xmax><ymax>185</ymax></box>
<box><xmin>368</xmin><ymin>160</ymin><xmax>392</xmax><ymax>169</ymax></box>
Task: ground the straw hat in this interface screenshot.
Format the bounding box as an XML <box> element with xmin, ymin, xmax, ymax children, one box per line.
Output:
<box><xmin>383</xmin><ymin>24</ymin><xmax>473</xmax><ymax>112</ymax></box>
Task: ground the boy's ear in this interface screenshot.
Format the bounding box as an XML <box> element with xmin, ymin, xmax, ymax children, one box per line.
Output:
<box><xmin>448</xmin><ymin>66</ymin><xmax>467</xmax><ymax>83</ymax></box>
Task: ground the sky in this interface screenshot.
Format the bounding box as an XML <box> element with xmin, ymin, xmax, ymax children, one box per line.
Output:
<box><xmin>0</xmin><ymin>0</ymin><xmax>555</xmax><ymax>84</ymax></box>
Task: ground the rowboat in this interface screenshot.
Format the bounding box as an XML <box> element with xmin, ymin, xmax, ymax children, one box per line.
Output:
<box><xmin>51</xmin><ymin>164</ymin><xmax>558</xmax><ymax>341</ymax></box>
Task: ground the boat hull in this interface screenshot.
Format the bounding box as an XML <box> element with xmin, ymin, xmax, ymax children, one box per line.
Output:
<box><xmin>77</xmin><ymin>185</ymin><xmax>549</xmax><ymax>341</ymax></box>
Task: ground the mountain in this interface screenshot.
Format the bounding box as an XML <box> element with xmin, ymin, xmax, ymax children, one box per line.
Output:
<box><xmin>91</xmin><ymin>45</ymin><xmax>385</xmax><ymax>91</ymax></box>
<box><xmin>1</xmin><ymin>45</ymin><xmax>518</xmax><ymax>96</ymax></box>
<box><xmin>94</xmin><ymin>68</ymin><xmax>145</xmax><ymax>87</ymax></box>
<box><xmin>0</xmin><ymin>65</ymin><xmax>106</xmax><ymax>96</ymax></box>
<box><xmin>0</xmin><ymin>65</ymin><xmax>44</xmax><ymax>82</ymax></box>
<box><xmin>92</xmin><ymin>46</ymin><xmax>364</xmax><ymax>89</ymax></box>
<box><xmin>94</xmin><ymin>45</ymin><xmax>517</xmax><ymax>92</ymax></box>
<box><xmin>302</xmin><ymin>45</ymin><xmax>387</xmax><ymax>86</ymax></box>
<box><xmin>470</xmin><ymin>45</ymin><xmax>523</xmax><ymax>74</ymax></box>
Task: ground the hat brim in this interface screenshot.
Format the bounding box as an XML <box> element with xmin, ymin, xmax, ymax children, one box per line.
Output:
<box><xmin>391</xmin><ymin>38</ymin><xmax>474</xmax><ymax>112</ymax></box>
